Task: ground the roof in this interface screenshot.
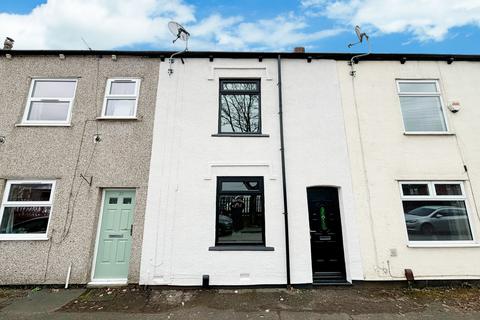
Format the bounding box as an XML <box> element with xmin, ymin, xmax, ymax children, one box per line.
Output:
<box><xmin>1</xmin><ymin>50</ymin><xmax>479</xmax><ymax>62</ymax></box>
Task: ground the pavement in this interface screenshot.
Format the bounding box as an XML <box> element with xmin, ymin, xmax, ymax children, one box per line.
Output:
<box><xmin>1</xmin><ymin>286</ymin><xmax>480</xmax><ymax>319</ymax></box>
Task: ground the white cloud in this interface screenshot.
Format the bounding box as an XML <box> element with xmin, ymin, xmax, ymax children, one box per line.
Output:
<box><xmin>235</xmin><ymin>13</ymin><xmax>344</xmax><ymax>51</ymax></box>
<box><xmin>0</xmin><ymin>0</ymin><xmax>342</xmax><ymax>51</ymax></box>
<box><xmin>0</xmin><ymin>0</ymin><xmax>195</xmax><ymax>49</ymax></box>
<box><xmin>302</xmin><ymin>0</ymin><xmax>480</xmax><ymax>41</ymax></box>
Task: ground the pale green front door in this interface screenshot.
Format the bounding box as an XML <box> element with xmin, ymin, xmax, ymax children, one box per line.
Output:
<box><xmin>93</xmin><ymin>190</ymin><xmax>135</xmax><ymax>280</ymax></box>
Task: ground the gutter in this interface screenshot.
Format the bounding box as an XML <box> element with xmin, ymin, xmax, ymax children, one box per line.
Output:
<box><xmin>1</xmin><ymin>49</ymin><xmax>479</xmax><ymax>62</ymax></box>
<box><xmin>277</xmin><ymin>54</ymin><xmax>291</xmax><ymax>287</ymax></box>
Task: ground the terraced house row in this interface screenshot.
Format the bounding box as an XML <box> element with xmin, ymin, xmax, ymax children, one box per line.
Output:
<box><xmin>1</xmin><ymin>49</ymin><xmax>480</xmax><ymax>287</ymax></box>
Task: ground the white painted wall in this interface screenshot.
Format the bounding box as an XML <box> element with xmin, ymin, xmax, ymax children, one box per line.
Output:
<box><xmin>140</xmin><ymin>58</ymin><xmax>363</xmax><ymax>285</ymax></box>
<box><xmin>337</xmin><ymin>60</ymin><xmax>480</xmax><ymax>280</ymax></box>
<box><xmin>282</xmin><ymin>59</ymin><xmax>364</xmax><ymax>283</ymax></box>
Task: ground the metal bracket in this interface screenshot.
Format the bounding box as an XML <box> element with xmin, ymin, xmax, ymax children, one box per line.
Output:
<box><xmin>79</xmin><ymin>174</ymin><xmax>93</xmax><ymax>186</ymax></box>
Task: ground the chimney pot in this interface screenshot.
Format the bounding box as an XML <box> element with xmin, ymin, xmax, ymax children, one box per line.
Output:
<box><xmin>294</xmin><ymin>47</ymin><xmax>305</xmax><ymax>53</ymax></box>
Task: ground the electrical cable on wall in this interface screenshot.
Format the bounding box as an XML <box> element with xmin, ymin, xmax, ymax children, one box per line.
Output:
<box><xmin>44</xmin><ymin>57</ymin><xmax>102</xmax><ymax>282</ymax></box>
<box><xmin>347</xmin><ymin>26</ymin><xmax>389</xmax><ymax>277</ymax></box>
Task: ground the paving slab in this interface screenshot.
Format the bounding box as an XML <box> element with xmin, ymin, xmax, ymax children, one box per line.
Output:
<box><xmin>1</xmin><ymin>288</ymin><xmax>85</xmax><ymax>314</ymax></box>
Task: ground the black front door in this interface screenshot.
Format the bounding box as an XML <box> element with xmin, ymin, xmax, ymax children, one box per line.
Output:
<box><xmin>307</xmin><ymin>186</ymin><xmax>347</xmax><ymax>283</ymax></box>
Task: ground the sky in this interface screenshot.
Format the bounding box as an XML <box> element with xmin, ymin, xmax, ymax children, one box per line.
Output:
<box><xmin>0</xmin><ymin>0</ymin><xmax>479</xmax><ymax>54</ymax></box>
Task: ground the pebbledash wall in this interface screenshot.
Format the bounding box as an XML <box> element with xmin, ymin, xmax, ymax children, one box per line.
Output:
<box><xmin>0</xmin><ymin>53</ymin><xmax>159</xmax><ymax>284</ymax></box>
<box><xmin>337</xmin><ymin>59</ymin><xmax>480</xmax><ymax>281</ymax></box>
<box><xmin>139</xmin><ymin>57</ymin><xmax>363</xmax><ymax>286</ymax></box>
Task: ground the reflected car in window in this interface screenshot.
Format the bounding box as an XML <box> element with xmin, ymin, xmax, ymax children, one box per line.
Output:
<box><xmin>404</xmin><ymin>206</ymin><xmax>470</xmax><ymax>236</ymax></box>
<box><xmin>217</xmin><ymin>214</ymin><xmax>233</xmax><ymax>236</ymax></box>
<box><xmin>11</xmin><ymin>216</ymin><xmax>49</xmax><ymax>234</ymax></box>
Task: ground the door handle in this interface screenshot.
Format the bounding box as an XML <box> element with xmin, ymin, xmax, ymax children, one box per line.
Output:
<box><xmin>130</xmin><ymin>224</ymin><xmax>133</xmax><ymax>236</ymax></box>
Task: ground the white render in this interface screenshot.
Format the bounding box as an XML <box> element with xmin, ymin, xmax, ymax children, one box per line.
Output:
<box><xmin>140</xmin><ymin>58</ymin><xmax>363</xmax><ymax>285</ymax></box>
<box><xmin>337</xmin><ymin>60</ymin><xmax>480</xmax><ymax>280</ymax></box>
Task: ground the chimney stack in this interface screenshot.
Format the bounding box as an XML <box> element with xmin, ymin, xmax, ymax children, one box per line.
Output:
<box><xmin>293</xmin><ymin>47</ymin><xmax>305</xmax><ymax>53</ymax></box>
<box><xmin>3</xmin><ymin>37</ymin><xmax>14</xmax><ymax>50</ymax></box>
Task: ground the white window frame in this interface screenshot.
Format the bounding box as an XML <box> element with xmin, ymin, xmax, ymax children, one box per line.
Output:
<box><xmin>396</xmin><ymin>79</ymin><xmax>450</xmax><ymax>134</ymax></box>
<box><xmin>399</xmin><ymin>181</ymin><xmax>477</xmax><ymax>247</ymax></box>
<box><xmin>22</xmin><ymin>78</ymin><xmax>77</xmax><ymax>126</ymax></box>
<box><xmin>0</xmin><ymin>180</ymin><xmax>56</xmax><ymax>240</ymax></box>
<box><xmin>100</xmin><ymin>78</ymin><xmax>141</xmax><ymax>119</ymax></box>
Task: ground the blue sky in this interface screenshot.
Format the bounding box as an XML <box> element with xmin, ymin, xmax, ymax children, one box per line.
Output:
<box><xmin>0</xmin><ymin>0</ymin><xmax>479</xmax><ymax>54</ymax></box>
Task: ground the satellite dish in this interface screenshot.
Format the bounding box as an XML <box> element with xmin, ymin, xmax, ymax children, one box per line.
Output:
<box><xmin>348</xmin><ymin>25</ymin><xmax>369</xmax><ymax>48</ymax></box>
<box><xmin>168</xmin><ymin>21</ymin><xmax>190</xmax><ymax>43</ymax></box>
<box><xmin>167</xmin><ymin>21</ymin><xmax>191</xmax><ymax>76</ymax></box>
<box><xmin>354</xmin><ymin>25</ymin><xmax>368</xmax><ymax>43</ymax></box>
<box><xmin>347</xmin><ymin>25</ymin><xmax>371</xmax><ymax>74</ymax></box>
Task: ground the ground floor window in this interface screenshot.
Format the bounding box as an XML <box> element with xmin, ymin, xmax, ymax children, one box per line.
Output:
<box><xmin>0</xmin><ymin>180</ymin><xmax>55</xmax><ymax>238</ymax></box>
<box><xmin>216</xmin><ymin>176</ymin><xmax>265</xmax><ymax>245</ymax></box>
<box><xmin>400</xmin><ymin>181</ymin><xmax>473</xmax><ymax>242</ymax></box>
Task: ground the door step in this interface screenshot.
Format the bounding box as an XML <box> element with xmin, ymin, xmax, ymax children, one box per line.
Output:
<box><xmin>87</xmin><ymin>280</ymin><xmax>128</xmax><ymax>288</ymax></box>
<box><xmin>313</xmin><ymin>279</ymin><xmax>352</xmax><ymax>286</ymax></box>
<box><xmin>313</xmin><ymin>271</ymin><xmax>350</xmax><ymax>285</ymax></box>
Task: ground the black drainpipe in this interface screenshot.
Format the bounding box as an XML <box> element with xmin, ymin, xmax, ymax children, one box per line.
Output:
<box><xmin>277</xmin><ymin>54</ymin><xmax>291</xmax><ymax>287</ymax></box>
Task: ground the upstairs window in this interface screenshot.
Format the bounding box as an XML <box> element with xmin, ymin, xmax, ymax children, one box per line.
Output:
<box><xmin>215</xmin><ymin>177</ymin><xmax>265</xmax><ymax>246</ymax></box>
<box><xmin>0</xmin><ymin>180</ymin><xmax>55</xmax><ymax>240</ymax></box>
<box><xmin>219</xmin><ymin>79</ymin><xmax>261</xmax><ymax>134</ymax></box>
<box><xmin>400</xmin><ymin>181</ymin><xmax>473</xmax><ymax>243</ymax></box>
<box><xmin>101</xmin><ymin>79</ymin><xmax>141</xmax><ymax>118</ymax></box>
<box><xmin>397</xmin><ymin>80</ymin><xmax>448</xmax><ymax>133</ymax></box>
<box><xmin>23</xmin><ymin>79</ymin><xmax>77</xmax><ymax>125</ymax></box>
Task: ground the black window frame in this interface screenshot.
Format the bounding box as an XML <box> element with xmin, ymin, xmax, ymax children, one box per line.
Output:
<box><xmin>214</xmin><ymin>176</ymin><xmax>266</xmax><ymax>247</ymax></box>
<box><xmin>217</xmin><ymin>78</ymin><xmax>262</xmax><ymax>135</ymax></box>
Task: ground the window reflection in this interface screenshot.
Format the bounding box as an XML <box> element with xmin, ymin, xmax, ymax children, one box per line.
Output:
<box><xmin>216</xmin><ymin>177</ymin><xmax>264</xmax><ymax>245</ymax></box>
<box><xmin>0</xmin><ymin>207</ymin><xmax>50</xmax><ymax>234</ymax></box>
<box><xmin>403</xmin><ymin>201</ymin><xmax>472</xmax><ymax>241</ymax></box>
<box><xmin>219</xmin><ymin>79</ymin><xmax>261</xmax><ymax>134</ymax></box>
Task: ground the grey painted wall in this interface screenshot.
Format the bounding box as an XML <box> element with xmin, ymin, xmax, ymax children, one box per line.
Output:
<box><xmin>0</xmin><ymin>55</ymin><xmax>159</xmax><ymax>284</ymax></box>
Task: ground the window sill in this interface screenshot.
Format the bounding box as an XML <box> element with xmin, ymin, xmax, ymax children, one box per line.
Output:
<box><xmin>211</xmin><ymin>133</ymin><xmax>270</xmax><ymax>138</ymax></box>
<box><xmin>96</xmin><ymin>117</ymin><xmax>138</xmax><ymax>121</ymax></box>
<box><xmin>15</xmin><ymin>123</ymin><xmax>71</xmax><ymax>127</ymax></box>
<box><xmin>407</xmin><ymin>242</ymin><xmax>480</xmax><ymax>248</ymax></box>
<box><xmin>209</xmin><ymin>245</ymin><xmax>274</xmax><ymax>251</ymax></box>
<box><xmin>0</xmin><ymin>235</ymin><xmax>49</xmax><ymax>241</ymax></box>
<box><xmin>403</xmin><ymin>132</ymin><xmax>455</xmax><ymax>136</ymax></box>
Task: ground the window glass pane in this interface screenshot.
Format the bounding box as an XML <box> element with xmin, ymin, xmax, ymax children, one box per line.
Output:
<box><xmin>222</xmin><ymin>82</ymin><xmax>258</xmax><ymax>91</ymax></box>
<box><xmin>398</xmin><ymin>82</ymin><xmax>437</xmax><ymax>93</ymax></box>
<box><xmin>221</xmin><ymin>181</ymin><xmax>260</xmax><ymax>192</ymax></box>
<box><xmin>109</xmin><ymin>198</ymin><xmax>118</xmax><ymax>204</ymax></box>
<box><xmin>109</xmin><ymin>81</ymin><xmax>136</xmax><ymax>95</ymax></box>
<box><xmin>0</xmin><ymin>207</ymin><xmax>50</xmax><ymax>234</ymax></box>
<box><xmin>220</xmin><ymin>94</ymin><xmax>259</xmax><ymax>133</ymax></box>
<box><xmin>28</xmin><ymin>101</ymin><xmax>70</xmax><ymax>121</ymax></box>
<box><xmin>399</xmin><ymin>96</ymin><xmax>447</xmax><ymax>132</ymax></box>
<box><xmin>402</xmin><ymin>184</ymin><xmax>429</xmax><ymax>196</ymax></box>
<box><xmin>403</xmin><ymin>200</ymin><xmax>472</xmax><ymax>241</ymax></box>
<box><xmin>105</xmin><ymin>99</ymin><xmax>135</xmax><ymax>117</ymax></box>
<box><xmin>32</xmin><ymin>80</ymin><xmax>76</xmax><ymax>98</ymax></box>
<box><xmin>123</xmin><ymin>197</ymin><xmax>132</xmax><ymax>204</ymax></box>
<box><xmin>435</xmin><ymin>184</ymin><xmax>462</xmax><ymax>196</ymax></box>
<box><xmin>217</xmin><ymin>194</ymin><xmax>263</xmax><ymax>245</ymax></box>
<box><xmin>8</xmin><ymin>184</ymin><xmax>52</xmax><ymax>202</ymax></box>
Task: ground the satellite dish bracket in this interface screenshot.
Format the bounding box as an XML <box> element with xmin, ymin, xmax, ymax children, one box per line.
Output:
<box><xmin>167</xmin><ymin>21</ymin><xmax>190</xmax><ymax>76</ymax></box>
<box><xmin>347</xmin><ymin>25</ymin><xmax>371</xmax><ymax>76</ymax></box>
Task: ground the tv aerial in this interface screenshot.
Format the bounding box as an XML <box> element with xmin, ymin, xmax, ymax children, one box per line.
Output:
<box><xmin>167</xmin><ymin>21</ymin><xmax>190</xmax><ymax>76</ymax></box>
<box><xmin>347</xmin><ymin>25</ymin><xmax>371</xmax><ymax>76</ymax></box>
